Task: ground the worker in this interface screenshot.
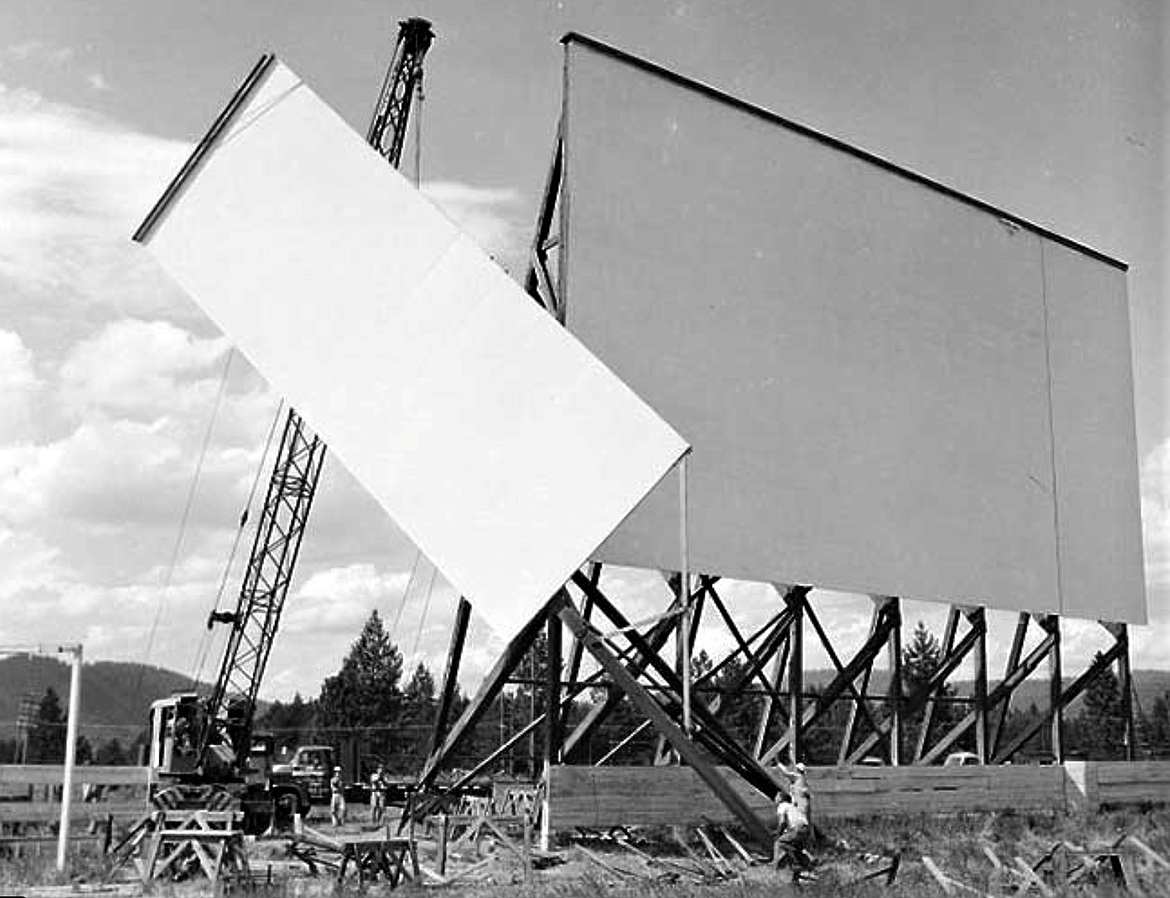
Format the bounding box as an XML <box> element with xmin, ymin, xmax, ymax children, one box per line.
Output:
<box><xmin>775</xmin><ymin>759</ymin><xmax>812</xmax><ymax>825</ymax></box>
<box><xmin>369</xmin><ymin>764</ymin><xmax>387</xmax><ymax>825</ymax></box>
<box><xmin>773</xmin><ymin>793</ymin><xmax>811</xmax><ymax>878</ymax></box>
<box><xmin>330</xmin><ymin>766</ymin><xmax>347</xmax><ymax>827</ymax></box>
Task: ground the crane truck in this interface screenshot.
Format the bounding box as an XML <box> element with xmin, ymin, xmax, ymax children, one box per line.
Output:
<box><xmin>145</xmin><ymin>19</ymin><xmax>435</xmax><ymax>834</ymax></box>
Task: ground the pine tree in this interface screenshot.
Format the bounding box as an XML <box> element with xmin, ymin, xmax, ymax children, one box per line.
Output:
<box><xmin>902</xmin><ymin>622</ymin><xmax>944</xmax><ymax>695</ymax></box>
<box><xmin>27</xmin><ymin>687</ymin><xmax>66</xmax><ymax>763</ymax></box>
<box><xmin>75</xmin><ymin>734</ymin><xmax>94</xmax><ymax>766</ymax></box>
<box><xmin>318</xmin><ymin>611</ymin><xmax>404</xmax><ymax>761</ymax></box>
<box><xmin>900</xmin><ymin>622</ymin><xmax>962</xmax><ymax>755</ymax></box>
<box><xmin>257</xmin><ymin>692</ymin><xmax>318</xmax><ymax>755</ymax></box>
<box><xmin>404</xmin><ymin>663</ymin><xmax>436</xmax><ymax>714</ymax></box>
<box><xmin>400</xmin><ymin>662</ymin><xmax>438</xmax><ymax>768</ymax></box>
<box><xmin>1150</xmin><ymin>694</ymin><xmax>1170</xmax><ymax>756</ymax></box>
<box><xmin>1078</xmin><ymin>654</ymin><xmax>1123</xmax><ymax>759</ymax></box>
<box><xmin>96</xmin><ymin>738</ymin><xmax>130</xmax><ymax>766</ymax></box>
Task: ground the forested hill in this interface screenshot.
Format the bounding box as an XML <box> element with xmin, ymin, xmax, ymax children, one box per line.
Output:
<box><xmin>801</xmin><ymin>667</ymin><xmax>1170</xmax><ymax>714</ymax></box>
<box><xmin>0</xmin><ymin>654</ymin><xmax>196</xmax><ymax>738</ymax></box>
<box><xmin>2</xmin><ymin>650</ymin><xmax>1169</xmax><ymax>750</ymax></box>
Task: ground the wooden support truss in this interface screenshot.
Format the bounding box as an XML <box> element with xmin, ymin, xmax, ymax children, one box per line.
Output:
<box><xmin>416</xmin><ymin>558</ymin><xmax>1137</xmax><ymax>851</ymax></box>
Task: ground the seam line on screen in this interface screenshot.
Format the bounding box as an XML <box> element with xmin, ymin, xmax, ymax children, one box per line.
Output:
<box><xmin>218</xmin><ymin>81</ymin><xmax>305</xmax><ymax>147</ymax></box>
<box><xmin>1038</xmin><ymin>240</ymin><xmax>1064</xmax><ymax>617</ymax></box>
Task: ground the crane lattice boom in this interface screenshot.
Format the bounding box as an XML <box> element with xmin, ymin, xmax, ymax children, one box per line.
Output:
<box><xmin>200</xmin><ymin>17</ymin><xmax>434</xmax><ymax>768</ymax></box>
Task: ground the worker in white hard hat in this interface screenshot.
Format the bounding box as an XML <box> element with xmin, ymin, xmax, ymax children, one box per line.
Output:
<box><xmin>772</xmin><ymin>758</ymin><xmax>814</xmax><ymax>878</ymax></box>
<box><xmin>774</xmin><ymin>759</ymin><xmax>811</xmax><ymax>825</ymax></box>
<box><xmin>330</xmin><ymin>766</ymin><xmax>347</xmax><ymax>827</ymax></box>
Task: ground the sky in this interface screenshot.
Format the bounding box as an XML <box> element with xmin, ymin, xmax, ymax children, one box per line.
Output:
<box><xmin>0</xmin><ymin>0</ymin><xmax>1166</xmax><ymax>702</ymax></box>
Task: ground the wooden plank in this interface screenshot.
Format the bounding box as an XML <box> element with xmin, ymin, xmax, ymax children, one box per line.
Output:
<box><xmin>0</xmin><ymin>765</ymin><xmax>149</xmax><ymax>786</ymax></box>
<box><xmin>1127</xmin><ymin>835</ymin><xmax>1170</xmax><ymax>871</ymax></box>
<box><xmin>922</xmin><ymin>856</ymin><xmax>958</xmax><ymax>895</ymax></box>
<box><xmin>418</xmin><ymin>595</ymin><xmax>556</xmax><ymax>789</ymax></box>
<box><xmin>0</xmin><ymin>800</ymin><xmax>146</xmax><ymax>822</ymax></box>
<box><xmin>548</xmin><ymin>760</ymin><xmax>1086</xmax><ymax>827</ymax></box>
<box><xmin>1117</xmin><ymin>855</ymin><xmax>1147</xmax><ymax>897</ymax></box>
<box><xmin>429</xmin><ymin>597</ymin><xmax>471</xmax><ymax>760</ymax></box>
<box><xmin>1013</xmin><ymin>856</ymin><xmax>1054</xmax><ymax>897</ymax></box>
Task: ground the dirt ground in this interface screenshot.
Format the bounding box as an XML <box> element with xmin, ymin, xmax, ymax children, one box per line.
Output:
<box><xmin>9</xmin><ymin>806</ymin><xmax>1170</xmax><ymax>896</ymax></box>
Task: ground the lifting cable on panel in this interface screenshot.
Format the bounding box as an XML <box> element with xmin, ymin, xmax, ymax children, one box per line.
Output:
<box><xmin>390</xmin><ymin>550</ymin><xmax>424</xmax><ymax>641</ymax></box>
<box><xmin>136</xmin><ymin>347</ymin><xmax>235</xmax><ymax>696</ymax></box>
<box><xmin>190</xmin><ymin>395</ymin><xmax>286</xmax><ymax>687</ymax></box>
<box><xmin>407</xmin><ymin>560</ymin><xmax>438</xmax><ymax>669</ymax></box>
<box><xmin>412</xmin><ymin>72</ymin><xmax>424</xmax><ymax>188</ymax></box>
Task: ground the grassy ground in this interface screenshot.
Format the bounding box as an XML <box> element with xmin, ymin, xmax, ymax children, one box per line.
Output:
<box><xmin>5</xmin><ymin>807</ymin><xmax>1170</xmax><ymax>895</ymax></box>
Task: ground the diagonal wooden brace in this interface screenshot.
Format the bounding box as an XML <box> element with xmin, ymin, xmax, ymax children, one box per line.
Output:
<box><xmin>558</xmin><ymin>601</ymin><xmax>773</xmax><ymax>847</ymax></box>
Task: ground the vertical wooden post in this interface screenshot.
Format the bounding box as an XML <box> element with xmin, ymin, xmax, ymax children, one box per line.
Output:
<box><xmin>884</xmin><ymin>599</ymin><xmax>903</xmax><ymax>766</ymax></box>
<box><xmin>973</xmin><ymin>608</ymin><xmax>989</xmax><ymax>763</ymax></box>
<box><xmin>678</xmin><ymin>456</ymin><xmax>692</xmax><ymax>737</ymax></box>
<box><xmin>1113</xmin><ymin>623</ymin><xmax>1134</xmax><ymax>761</ymax></box>
<box><xmin>541</xmin><ymin>613</ymin><xmax>563</xmax><ymax>850</ymax></box>
<box><xmin>1044</xmin><ymin>615</ymin><xmax>1064</xmax><ymax>763</ymax></box>
<box><xmin>437</xmin><ymin>814</ymin><xmax>449</xmax><ymax>875</ymax></box>
<box><xmin>523</xmin><ymin>813</ymin><xmax>533</xmax><ymax>882</ymax></box>
<box><xmin>785</xmin><ymin>590</ymin><xmax>804</xmax><ymax>764</ymax></box>
<box><xmin>58</xmin><ymin>643</ymin><xmax>82</xmax><ymax>874</ymax></box>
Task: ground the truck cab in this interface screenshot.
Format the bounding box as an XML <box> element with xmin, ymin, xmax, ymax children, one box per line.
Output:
<box><xmin>271</xmin><ymin>744</ymin><xmax>335</xmax><ymax>805</ymax></box>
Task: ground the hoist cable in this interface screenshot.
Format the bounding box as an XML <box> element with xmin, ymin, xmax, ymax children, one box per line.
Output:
<box><xmin>137</xmin><ymin>347</ymin><xmax>234</xmax><ymax>696</ymax></box>
<box><xmin>191</xmin><ymin>395</ymin><xmax>286</xmax><ymax>687</ymax></box>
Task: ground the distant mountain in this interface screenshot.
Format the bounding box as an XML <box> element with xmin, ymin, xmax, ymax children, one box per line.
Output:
<box><xmin>0</xmin><ymin>655</ymin><xmax>198</xmax><ymax>743</ymax></box>
<box><xmin>2</xmin><ymin>653</ymin><xmax>1166</xmax><ymax>751</ymax></box>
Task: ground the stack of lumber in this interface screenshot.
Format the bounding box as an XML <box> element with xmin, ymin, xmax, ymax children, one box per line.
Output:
<box><xmin>546</xmin><ymin>763</ymin><xmax>1068</xmax><ymax>830</ymax></box>
<box><xmin>1094</xmin><ymin>761</ymin><xmax>1170</xmax><ymax>807</ymax></box>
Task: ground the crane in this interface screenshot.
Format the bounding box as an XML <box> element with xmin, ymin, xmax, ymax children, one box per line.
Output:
<box><xmin>145</xmin><ymin>18</ymin><xmax>436</xmax><ymax>832</ymax></box>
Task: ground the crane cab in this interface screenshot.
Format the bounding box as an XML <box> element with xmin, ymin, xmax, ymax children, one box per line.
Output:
<box><xmin>148</xmin><ymin>693</ymin><xmax>205</xmax><ymax>781</ymax></box>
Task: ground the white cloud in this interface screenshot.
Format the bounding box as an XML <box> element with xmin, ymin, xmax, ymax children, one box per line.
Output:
<box><xmin>86</xmin><ymin>72</ymin><xmax>109</xmax><ymax>92</ymax></box>
<box><xmin>0</xmin><ymin>414</ymin><xmax>252</xmax><ymax>530</ymax></box>
<box><xmin>422</xmin><ymin>180</ymin><xmax>529</xmax><ymax>272</ymax></box>
<box><xmin>0</xmin><ymin>83</ymin><xmax>193</xmax><ymax>333</ymax></box>
<box><xmin>0</xmin><ymin>329</ymin><xmax>42</xmax><ymax>438</ymax></box>
<box><xmin>58</xmin><ymin>318</ymin><xmax>229</xmax><ymax>420</ymax></box>
<box><xmin>1141</xmin><ymin>439</ymin><xmax>1170</xmax><ymax>586</ymax></box>
<box><xmin>286</xmin><ymin>563</ymin><xmax>412</xmax><ymax>637</ymax></box>
<box><xmin>6</xmin><ymin>41</ymin><xmax>74</xmax><ymax>65</ymax></box>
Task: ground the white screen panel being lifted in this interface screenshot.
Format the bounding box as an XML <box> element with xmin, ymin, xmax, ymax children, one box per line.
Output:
<box><xmin>562</xmin><ymin>35</ymin><xmax>1146</xmax><ymax>623</ymax></box>
<box><xmin>136</xmin><ymin>56</ymin><xmax>688</xmax><ymax>636</ymax></box>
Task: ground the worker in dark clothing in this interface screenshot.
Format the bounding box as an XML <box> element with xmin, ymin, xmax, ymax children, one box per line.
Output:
<box><xmin>773</xmin><ymin>794</ymin><xmax>812</xmax><ymax>879</ymax></box>
<box><xmin>772</xmin><ymin>760</ymin><xmax>814</xmax><ymax>879</ymax></box>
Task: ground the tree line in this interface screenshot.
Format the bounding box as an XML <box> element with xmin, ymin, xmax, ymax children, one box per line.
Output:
<box><xmin>1</xmin><ymin>614</ymin><xmax>1166</xmax><ymax>769</ymax></box>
